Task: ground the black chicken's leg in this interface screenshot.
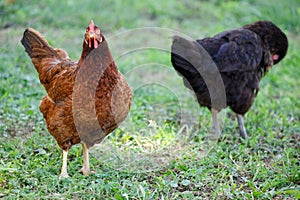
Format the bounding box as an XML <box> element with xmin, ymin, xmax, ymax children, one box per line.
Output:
<box><xmin>211</xmin><ymin>108</ymin><xmax>222</xmax><ymax>137</ymax></box>
<box><xmin>236</xmin><ymin>114</ymin><xmax>248</xmax><ymax>138</ymax></box>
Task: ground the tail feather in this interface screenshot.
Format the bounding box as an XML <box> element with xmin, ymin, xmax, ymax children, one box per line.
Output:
<box><xmin>21</xmin><ymin>28</ymin><xmax>56</xmax><ymax>59</ymax></box>
<box><xmin>171</xmin><ymin>35</ymin><xmax>227</xmax><ymax>110</ymax></box>
<box><xmin>171</xmin><ymin>36</ymin><xmax>199</xmax><ymax>75</ymax></box>
<box><xmin>21</xmin><ymin>28</ymin><xmax>67</xmax><ymax>90</ymax></box>
<box><xmin>171</xmin><ymin>35</ymin><xmax>217</xmax><ymax>76</ymax></box>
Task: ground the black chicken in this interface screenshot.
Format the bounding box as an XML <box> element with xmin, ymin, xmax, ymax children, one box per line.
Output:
<box><xmin>171</xmin><ymin>21</ymin><xmax>288</xmax><ymax>138</ymax></box>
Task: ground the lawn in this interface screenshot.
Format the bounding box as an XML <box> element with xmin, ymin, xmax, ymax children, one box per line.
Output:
<box><xmin>0</xmin><ymin>0</ymin><xmax>299</xmax><ymax>199</ymax></box>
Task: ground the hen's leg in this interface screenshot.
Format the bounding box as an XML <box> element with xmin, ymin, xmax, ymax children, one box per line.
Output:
<box><xmin>59</xmin><ymin>149</ymin><xmax>69</xmax><ymax>178</ymax></box>
<box><xmin>79</xmin><ymin>142</ymin><xmax>91</xmax><ymax>176</ymax></box>
<box><xmin>211</xmin><ymin>108</ymin><xmax>222</xmax><ymax>136</ymax></box>
<box><xmin>236</xmin><ymin>114</ymin><xmax>248</xmax><ymax>138</ymax></box>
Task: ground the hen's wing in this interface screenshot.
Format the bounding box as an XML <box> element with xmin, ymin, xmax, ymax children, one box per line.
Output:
<box><xmin>198</xmin><ymin>28</ymin><xmax>263</xmax><ymax>72</ymax></box>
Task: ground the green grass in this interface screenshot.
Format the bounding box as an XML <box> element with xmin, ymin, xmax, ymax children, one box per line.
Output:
<box><xmin>1</xmin><ymin>0</ymin><xmax>300</xmax><ymax>199</ymax></box>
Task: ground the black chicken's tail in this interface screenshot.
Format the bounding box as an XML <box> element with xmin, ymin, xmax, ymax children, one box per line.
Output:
<box><xmin>171</xmin><ymin>35</ymin><xmax>214</xmax><ymax>77</ymax></box>
<box><xmin>171</xmin><ymin>36</ymin><xmax>214</xmax><ymax>90</ymax></box>
<box><xmin>170</xmin><ymin>35</ymin><xmax>226</xmax><ymax>110</ymax></box>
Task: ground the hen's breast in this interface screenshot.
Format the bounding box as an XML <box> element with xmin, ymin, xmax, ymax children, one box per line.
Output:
<box><xmin>72</xmin><ymin>64</ymin><xmax>132</xmax><ymax>148</ymax></box>
<box><xmin>95</xmin><ymin>67</ymin><xmax>132</xmax><ymax>131</ymax></box>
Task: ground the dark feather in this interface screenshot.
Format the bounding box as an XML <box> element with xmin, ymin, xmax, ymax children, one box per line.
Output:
<box><xmin>171</xmin><ymin>21</ymin><xmax>288</xmax><ymax>115</ymax></box>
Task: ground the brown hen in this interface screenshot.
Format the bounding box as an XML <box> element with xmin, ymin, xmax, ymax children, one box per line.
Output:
<box><xmin>21</xmin><ymin>20</ymin><xmax>132</xmax><ymax>178</ymax></box>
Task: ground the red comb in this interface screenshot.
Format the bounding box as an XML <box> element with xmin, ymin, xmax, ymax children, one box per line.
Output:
<box><xmin>89</xmin><ymin>20</ymin><xmax>95</xmax><ymax>31</ymax></box>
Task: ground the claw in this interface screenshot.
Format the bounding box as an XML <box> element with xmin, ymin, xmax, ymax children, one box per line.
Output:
<box><xmin>59</xmin><ymin>172</ymin><xmax>69</xmax><ymax>179</ymax></box>
<box><xmin>78</xmin><ymin>167</ymin><xmax>95</xmax><ymax>176</ymax></box>
<box><xmin>79</xmin><ymin>142</ymin><xmax>94</xmax><ymax>176</ymax></box>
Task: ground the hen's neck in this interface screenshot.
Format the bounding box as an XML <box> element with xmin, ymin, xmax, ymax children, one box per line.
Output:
<box><xmin>77</xmin><ymin>38</ymin><xmax>118</xmax><ymax>75</ymax></box>
<box><xmin>78</xmin><ymin>42</ymin><xmax>93</xmax><ymax>67</ymax></box>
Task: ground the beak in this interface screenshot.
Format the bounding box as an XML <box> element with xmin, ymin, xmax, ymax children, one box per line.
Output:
<box><xmin>266</xmin><ymin>66</ymin><xmax>272</xmax><ymax>71</ymax></box>
<box><xmin>87</xmin><ymin>20</ymin><xmax>99</xmax><ymax>48</ymax></box>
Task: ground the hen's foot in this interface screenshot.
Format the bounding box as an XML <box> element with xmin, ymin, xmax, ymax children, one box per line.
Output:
<box><xmin>78</xmin><ymin>167</ymin><xmax>95</xmax><ymax>176</ymax></box>
<box><xmin>207</xmin><ymin>127</ymin><xmax>222</xmax><ymax>140</ymax></box>
<box><xmin>207</xmin><ymin>108</ymin><xmax>222</xmax><ymax>140</ymax></box>
<box><xmin>59</xmin><ymin>172</ymin><xmax>69</xmax><ymax>179</ymax></box>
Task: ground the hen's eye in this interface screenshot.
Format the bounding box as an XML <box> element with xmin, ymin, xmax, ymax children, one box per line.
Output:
<box><xmin>270</xmin><ymin>47</ymin><xmax>276</xmax><ymax>53</ymax></box>
<box><xmin>95</xmin><ymin>29</ymin><xmax>100</xmax><ymax>34</ymax></box>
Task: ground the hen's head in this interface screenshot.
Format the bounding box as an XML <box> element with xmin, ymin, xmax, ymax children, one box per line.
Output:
<box><xmin>243</xmin><ymin>20</ymin><xmax>288</xmax><ymax>67</ymax></box>
<box><xmin>84</xmin><ymin>20</ymin><xmax>103</xmax><ymax>49</ymax></box>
